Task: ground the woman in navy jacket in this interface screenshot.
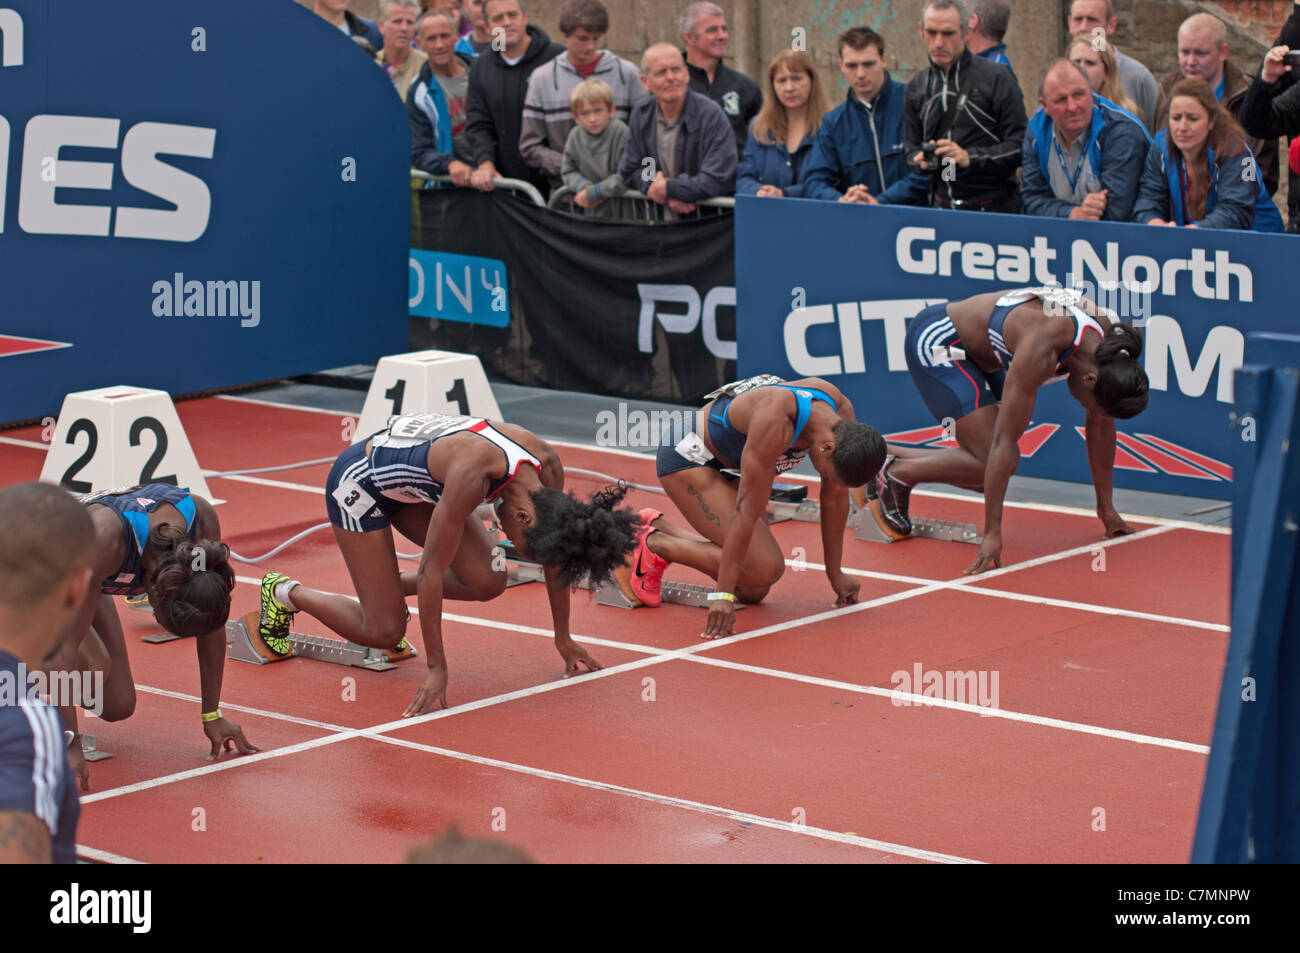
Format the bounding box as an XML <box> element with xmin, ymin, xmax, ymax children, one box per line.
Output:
<box><xmin>736</xmin><ymin>51</ymin><xmax>828</xmax><ymax>198</ymax></box>
<box><xmin>1133</xmin><ymin>78</ymin><xmax>1283</xmax><ymax>232</ymax></box>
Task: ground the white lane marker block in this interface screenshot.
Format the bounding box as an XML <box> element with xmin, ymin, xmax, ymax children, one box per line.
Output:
<box><xmin>39</xmin><ymin>385</ymin><xmax>212</xmax><ymax>499</ymax></box>
<box><xmin>353</xmin><ymin>350</ymin><xmax>502</xmax><ymax>443</ymax></box>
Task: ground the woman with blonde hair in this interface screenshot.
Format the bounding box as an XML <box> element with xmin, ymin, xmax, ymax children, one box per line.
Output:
<box><xmin>1066</xmin><ymin>35</ymin><xmax>1140</xmax><ymax>119</ymax></box>
<box><xmin>736</xmin><ymin>50</ymin><xmax>828</xmax><ymax>198</ymax></box>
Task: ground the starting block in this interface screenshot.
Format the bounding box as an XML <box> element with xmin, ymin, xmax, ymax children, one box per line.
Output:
<box><xmin>354</xmin><ymin>350</ymin><xmax>503</xmax><ymax>442</ymax></box>
<box><xmin>80</xmin><ymin>734</ymin><xmax>112</xmax><ymax>763</ymax></box>
<box><xmin>592</xmin><ymin>577</ymin><xmax>747</xmax><ymax>611</ymax></box>
<box><xmin>225</xmin><ymin>611</ymin><xmax>414</xmax><ymax>672</ymax></box>
<box><xmin>39</xmin><ymin>385</ymin><xmax>212</xmax><ymax>499</ymax></box>
<box><xmin>850</xmin><ymin>509</ymin><xmax>982</xmax><ymax>544</ymax></box>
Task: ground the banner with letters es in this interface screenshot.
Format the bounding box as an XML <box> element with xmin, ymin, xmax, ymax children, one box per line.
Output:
<box><xmin>0</xmin><ymin>0</ymin><xmax>408</xmax><ymax>424</ymax></box>
<box><xmin>736</xmin><ymin>197</ymin><xmax>1300</xmax><ymax>500</ymax></box>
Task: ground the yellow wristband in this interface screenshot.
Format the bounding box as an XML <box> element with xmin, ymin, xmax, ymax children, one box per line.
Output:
<box><xmin>706</xmin><ymin>592</ymin><xmax>736</xmax><ymax>603</ymax></box>
<box><xmin>201</xmin><ymin>710</ymin><xmax>221</xmax><ymax>723</ymax></box>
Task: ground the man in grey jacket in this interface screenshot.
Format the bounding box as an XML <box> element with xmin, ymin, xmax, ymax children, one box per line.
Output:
<box><xmin>519</xmin><ymin>0</ymin><xmax>641</xmax><ymax>191</ymax></box>
<box><xmin>619</xmin><ymin>44</ymin><xmax>737</xmax><ymax>220</ymax></box>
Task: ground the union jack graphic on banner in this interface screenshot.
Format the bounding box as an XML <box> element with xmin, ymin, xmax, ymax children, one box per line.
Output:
<box><xmin>885</xmin><ymin>423</ymin><xmax>1232</xmax><ymax>481</ymax></box>
<box><xmin>0</xmin><ymin>334</ymin><xmax>72</xmax><ymax>358</ymax></box>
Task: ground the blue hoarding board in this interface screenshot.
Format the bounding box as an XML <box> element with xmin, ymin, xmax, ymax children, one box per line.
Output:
<box><xmin>1</xmin><ymin>0</ymin><xmax>408</xmax><ymax>422</ymax></box>
<box><xmin>737</xmin><ymin>196</ymin><xmax>1298</xmax><ymax>500</ymax></box>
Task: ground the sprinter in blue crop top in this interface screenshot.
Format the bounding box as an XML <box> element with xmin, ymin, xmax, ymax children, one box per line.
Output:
<box><xmin>259</xmin><ymin>413</ymin><xmax>638</xmax><ymax>716</ymax></box>
<box><xmin>641</xmin><ymin>376</ymin><xmax>886</xmax><ymax>640</ymax></box>
<box><xmin>869</xmin><ymin>288</ymin><xmax>1151</xmax><ymax>575</ymax></box>
<box><xmin>45</xmin><ymin>483</ymin><xmax>255</xmax><ymax>790</ymax></box>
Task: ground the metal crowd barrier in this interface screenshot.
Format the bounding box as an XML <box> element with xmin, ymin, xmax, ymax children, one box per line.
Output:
<box><xmin>409</xmin><ymin>169</ymin><xmax>735</xmax><ymax>222</ymax></box>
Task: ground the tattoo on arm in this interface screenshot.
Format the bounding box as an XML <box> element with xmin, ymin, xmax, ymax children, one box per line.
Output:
<box><xmin>0</xmin><ymin>810</ymin><xmax>51</xmax><ymax>863</ymax></box>
<box><xmin>686</xmin><ymin>484</ymin><xmax>721</xmax><ymax>526</ymax></box>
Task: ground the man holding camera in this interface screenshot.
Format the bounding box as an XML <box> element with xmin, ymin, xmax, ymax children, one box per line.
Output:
<box><xmin>904</xmin><ymin>0</ymin><xmax>1026</xmax><ymax>213</ymax></box>
<box><xmin>1240</xmin><ymin>5</ymin><xmax>1300</xmax><ymax>232</ymax></box>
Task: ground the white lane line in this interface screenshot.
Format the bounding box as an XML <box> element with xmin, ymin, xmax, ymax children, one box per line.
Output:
<box><xmin>688</xmin><ymin>526</ymin><xmax>1178</xmax><ymax>654</ymax></box>
<box><xmin>789</xmin><ymin>557</ymin><xmax>1228</xmax><ymax>631</ymax></box>
<box><xmin>215</xmin><ymin>393</ymin><xmax>355</xmax><ymax>418</ymax></box>
<box><xmin>81</xmin><ymin>653</ymin><xmax>678</xmax><ymax>805</ymax></box>
<box><xmin>134</xmin><ymin>685</ymin><xmax>352</xmax><ymax>733</ymax></box>
<box><xmin>0</xmin><ymin>434</ymin><xmax>47</xmax><ymax>450</ymax></box>
<box><xmin>77</xmin><ymin>845</ymin><xmax>146</xmax><ymax>864</ymax></box>
<box><xmin>364</xmin><ymin>733</ymin><xmax>980</xmax><ymax>863</ymax></box>
<box><xmin>211</xmin><ymin>473</ymin><xmax>322</xmax><ymax>495</ymax></box>
<box><xmin>684</xmin><ymin>656</ymin><xmax>1210</xmax><ymax>753</ymax></box>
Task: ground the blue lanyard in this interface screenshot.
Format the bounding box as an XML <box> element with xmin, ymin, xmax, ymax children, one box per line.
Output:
<box><xmin>1051</xmin><ymin>133</ymin><xmax>1089</xmax><ymax>193</ymax></box>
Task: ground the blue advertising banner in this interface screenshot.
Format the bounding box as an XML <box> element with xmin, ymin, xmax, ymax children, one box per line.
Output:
<box><xmin>0</xmin><ymin>0</ymin><xmax>408</xmax><ymax>423</ymax></box>
<box><xmin>736</xmin><ymin>197</ymin><xmax>1299</xmax><ymax>500</ymax></box>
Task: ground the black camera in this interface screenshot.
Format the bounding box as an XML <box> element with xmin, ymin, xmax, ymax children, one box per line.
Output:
<box><xmin>919</xmin><ymin>141</ymin><xmax>941</xmax><ymax>172</ymax></box>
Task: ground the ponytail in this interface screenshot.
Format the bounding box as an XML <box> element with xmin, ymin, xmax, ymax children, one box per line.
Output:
<box><xmin>1093</xmin><ymin>323</ymin><xmax>1149</xmax><ymax>419</ymax></box>
<box><xmin>146</xmin><ymin>523</ymin><xmax>234</xmax><ymax>638</ymax></box>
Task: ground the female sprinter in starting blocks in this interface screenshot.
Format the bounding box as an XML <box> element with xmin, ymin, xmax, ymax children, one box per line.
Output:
<box><xmin>52</xmin><ymin>483</ymin><xmax>253</xmax><ymax>788</ymax></box>
<box><xmin>867</xmin><ymin>287</ymin><xmax>1150</xmax><ymax>573</ymax></box>
<box><xmin>632</xmin><ymin>375</ymin><xmax>886</xmax><ymax>639</ymax></box>
<box><xmin>258</xmin><ymin>412</ymin><xmax>639</xmax><ymax>716</ymax></box>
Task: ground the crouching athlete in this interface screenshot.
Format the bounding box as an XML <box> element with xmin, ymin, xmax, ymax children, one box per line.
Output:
<box><xmin>258</xmin><ymin>412</ymin><xmax>639</xmax><ymax>716</ymax></box>
<box><xmin>49</xmin><ymin>482</ymin><xmax>253</xmax><ymax>789</ymax></box>
<box><xmin>628</xmin><ymin>375</ymin><xmax>886</xmax><ymax>639</ymax></box>
<box><xmin>867</xmin><ymin>287</ymin><xmax>1150</xmax><ymax>573</ymax></box>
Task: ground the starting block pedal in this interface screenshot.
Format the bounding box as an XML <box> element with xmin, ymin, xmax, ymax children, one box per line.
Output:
<box><xmin>125</xmin><ymin>592</ymin><xmax>185</xmax><ymax>644</ymax></box>
<box><xmin>850</xmin><ymin>506</ymin><xmax>981</xmax><ymax>544</ymax></box>
<box><xmin>592</xmin><ymin>576</ymin><xmax>747</xmax><ymax>610</ymax></box>
<box><xmin>225</xmin><ymin>611</ymin><xmax>413</xmax><ymax>672</ymax></box>
<box><xmin>768</xmin><ymin>499</ymin><xmax>821</xmax><ymax>523</ymax></box>
<box><xmin>80</xmin><ymin>734</ymin><xmax>112</xmax><ymax>763</ymax></box>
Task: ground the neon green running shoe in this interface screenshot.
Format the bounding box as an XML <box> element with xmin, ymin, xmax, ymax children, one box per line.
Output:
<box><xmin>259</xmin><ymin>572</ymin><xmax>297</xmax><ymax>657</ymax></box>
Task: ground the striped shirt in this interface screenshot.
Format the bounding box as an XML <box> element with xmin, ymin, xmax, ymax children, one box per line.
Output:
<box><xmin>0</xmin><ymin>649</ymin><xmax>80</xmax><ymax>862</ymax></box>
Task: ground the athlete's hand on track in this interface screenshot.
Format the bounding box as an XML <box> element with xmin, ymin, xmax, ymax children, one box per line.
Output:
<box><xmin>404</xmin><ymin>665</ymin><xmax>449</xmax><ymax>717</ymax></box>
<box><xmin>830</xmin><ymin>573</ymin><xmax>860</xmax><ymax>607</ymax></box>
<box><xmin>204</xmin><ymin>717</ymin><xmax>259</xmax><ymax>762</ymax></box>
<box><xmin>965</xmin><ymin>531</ymin><xmax>1003</xmax><ymax>575</ymax></box>
<box><xmin>558</xmin><ymin>641</ymin><xmax>603</xmax><ymax>677</ymax></box>
<box><xmin>701</xmin><ymin>600</ymin><xmax>736</xmax><ymax>640</ymax></box>
<box><xmin>67</xmin><ymin>741</ymin><xmax>91</xmax><ymax>792</ymax></box>
<box><xmin>1099</xmin><ymin>507</ymin><xmax>1134</xmax><ymax>538</ymax></box>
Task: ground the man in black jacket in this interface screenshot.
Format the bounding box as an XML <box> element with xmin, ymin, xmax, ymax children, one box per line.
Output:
<box><xmin>905</xmin><ymin>0</ymin><xmax>1026</xmax><ymax>213</ymax></box>
<box><xmin>680</xmin><ymin>2</ymin><xmax>760</xmax><ymax>157</ymax></box>
<box><xmin>1240</xmin><ymin>3</ymin><xmax>1300</xmax><ymax>231</ymax></box>
<box><xmin>465</xmin><ymin>0</ymin><xmax>563</xmax><ymax>195</ymax></box>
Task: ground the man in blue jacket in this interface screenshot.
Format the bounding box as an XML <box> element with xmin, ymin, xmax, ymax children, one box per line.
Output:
<box><xmin>802</xmin><ymin>27</ymin><xmax>929</xmax><ymax>205</ymax></box>
<box><xmin>619</xmin><ymin>44</ymin><xmax>737</xmax><ymax>219</ymax></box>
<box><xmin>408</xmin><ymin>10</ymin><xmax>476</xmax><ymax>185</ymax></box>
<box><xmin>1022</xmin><ymin>60</ymin><xmax>1151</xmax><ymax>221</ymax></box>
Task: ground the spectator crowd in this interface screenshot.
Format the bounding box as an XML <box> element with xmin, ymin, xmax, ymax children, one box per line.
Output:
<box><xmin>317</xmin><ymin>0</ymin><xmax>1300</xmax><ymax>232</ymax></box>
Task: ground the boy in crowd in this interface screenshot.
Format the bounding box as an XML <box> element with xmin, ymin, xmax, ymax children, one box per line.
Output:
<box><xmin>561</xmin><ymin>79</ymin><xmax>631</xmax><ymax>218</ymax></box>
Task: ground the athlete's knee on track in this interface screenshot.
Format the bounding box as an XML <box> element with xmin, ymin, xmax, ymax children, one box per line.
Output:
<box><xmin>475</xmin><ymin>570</ymin><xmax>508</xmax><ymax>602</ymax></box>
<box><xmin>736</xmin><ymin>584</ymin><xmax>772</xmax><ymax>604</ymax></box>
<box><xmin>98</xmin><ymin>687</ymin><xmax>137</xmax><ymax>722</ymax></box>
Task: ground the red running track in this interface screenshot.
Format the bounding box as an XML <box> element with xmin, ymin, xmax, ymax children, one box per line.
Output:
<box><xmin>0</xmin><ymin>395</ymin><xmax>1230</xmax><ymax>863</ymax></box>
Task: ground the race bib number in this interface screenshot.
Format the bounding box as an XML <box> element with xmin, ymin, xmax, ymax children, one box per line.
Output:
<box><xmin>703</xmin><ymin>374</ymin><xmax>785</xmax><ymax>401</ymax></box>
<box><xmin>332</xmin><ymin>479</ymin><xmax>377</xmax><ymax>520</ymax></box>
<box><xmin>674</xmin><ymin>432</ymin><xmax>714</xmax><ymax>466</ymax></box>
<box><xmin>385</xmin><ymin>413</ymin><xmax>477</xmax><ymax>442</ymax></box>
